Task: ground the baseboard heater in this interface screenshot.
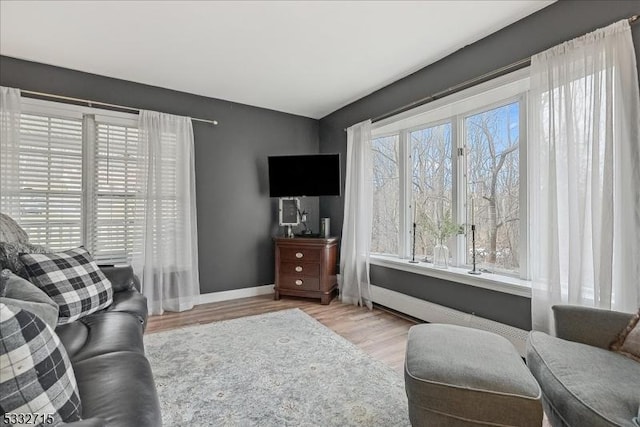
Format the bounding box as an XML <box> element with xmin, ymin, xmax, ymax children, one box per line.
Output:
<box><xmin>369</xmin><ymin>285</ymin><xmax>529</xmax><ymax>356</ymax></box>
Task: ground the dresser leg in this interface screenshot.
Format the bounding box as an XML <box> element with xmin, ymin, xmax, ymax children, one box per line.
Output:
<box><xmin>320</xmin><ymin>293</ymin><xmax>332</xmax><ymax>305</ymax></box>
<box><xmin>274</xmin><ymin>290</ymin><xmax>280</xmax><ymax>301</ymax></box>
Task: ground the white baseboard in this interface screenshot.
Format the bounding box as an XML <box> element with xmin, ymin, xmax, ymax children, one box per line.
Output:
<box><xmin>196</xmin><ymin>284</ymin><xmax>528</xmax><ymax>355</ymax></box>
<box><xmin>370</xmin><ymin>285</ymin><xmax>529</xmax><ymax>355</ymax></box>
<box><xmin>198</xmin><ymin>284</ymin><xmax>274</xmax><ymax>305</ymax></box>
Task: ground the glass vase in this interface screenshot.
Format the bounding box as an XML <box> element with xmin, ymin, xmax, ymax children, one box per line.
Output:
<box><xmin>432</xmin><ymin>243</ymin><xmax>449</xmax><ymax>269</ymax></box>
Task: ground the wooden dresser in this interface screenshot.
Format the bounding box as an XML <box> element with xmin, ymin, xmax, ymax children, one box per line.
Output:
<box><xmin>274</xmin><ymin>237</ymin><xmax>338</xmax><ymax>305</ymax></box>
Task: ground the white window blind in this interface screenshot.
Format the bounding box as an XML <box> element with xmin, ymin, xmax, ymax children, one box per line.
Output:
<box><xmin>89</xmin><ymin>119</ymin><xmax>144</xmax><ymax>264</ymax></box>
<box><xmin>2</xmin><ymin>99</ymin><xmax>143</xmax><ymax>265</ymax></box>
<box><xmin>17</xmin><ymin>113</ymin><xmax>83</xmax><ymax>250</ymax></box>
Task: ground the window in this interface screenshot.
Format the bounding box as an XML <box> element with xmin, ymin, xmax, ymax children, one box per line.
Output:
<box><xmin>6</xmin><ymin>99</ymin><xmax>141</xmax><ymax>264</ymax></box>
<box><xmin>90</xmin><ymin>119</ymin><xmax>143</xmax><ymax>264</ymax></box>
<box><xmin>411</xmin><ymin>122</ymin><xmax>452</xmax><ymax>260</ymax></box>
<box><xmin>370</xmin><ymin>70</ymin><xmax>529</xmax><ymax>280</ymax></box>
<box><xmin>371</xmin><ymin>135</ymin><xmax>400</xmax><ymax>255</ymax></box>
<box><xmin>465</xmin><ymin>102</ymin><xmax>520</xmax><ymax>275</ymax></box>
<box><xmin>17</xmin><ymin>113</ymin><xmax>84</xmax><ymax>250</ymax></box>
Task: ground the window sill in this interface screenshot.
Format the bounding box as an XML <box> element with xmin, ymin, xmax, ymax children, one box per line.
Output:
<box><xmin>369</xmin><ymin>254</ymin><xmax>532</xmax><ymax>298</ymax></box>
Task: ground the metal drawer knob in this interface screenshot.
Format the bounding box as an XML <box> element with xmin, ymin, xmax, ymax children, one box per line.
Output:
<box><xmin>295</xmin><ymin>252</ymin><xmax>304</xmax><ymax>258</ymax></box>
<box><xmin>295</xmin><ymin>279</ymin><xmax>303</xmax><ymax>286</ymax></box>
<box><xmin>295</xmin><ymin>266</ymin><xmax>303</xmax><ymax>272</ymax></box>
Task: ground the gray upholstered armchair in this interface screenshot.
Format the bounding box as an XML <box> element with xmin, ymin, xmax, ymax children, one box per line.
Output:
<box><xmin>526</xmin><ymin>305</ymin><xmax>640</xmax><ymax>427</ymax></box>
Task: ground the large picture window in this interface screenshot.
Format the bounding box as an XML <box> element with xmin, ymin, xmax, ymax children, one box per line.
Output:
<box><xmin>370</xmin><ymin>70</ymin><xmax>529</xmax><ymax>281</ymax></box>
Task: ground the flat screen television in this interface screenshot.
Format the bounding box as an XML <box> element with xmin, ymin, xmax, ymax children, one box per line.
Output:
<box><xmin>268</xmin><ymin>154</ymin><xmax>341</xmax><ymax>197</ymax></box>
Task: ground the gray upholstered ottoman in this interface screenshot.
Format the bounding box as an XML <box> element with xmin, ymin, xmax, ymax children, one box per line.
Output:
<box><xmin>405</xmin><ymin>324</ymin><xmax>543</xmax><ymax>426</ymax></box>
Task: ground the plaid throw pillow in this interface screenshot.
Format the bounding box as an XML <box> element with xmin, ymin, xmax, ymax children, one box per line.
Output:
<box><xmin>20</xmin><ymin>247</ymin><xmax>114</xmax><ymax>325</ymax></box>
<box><xmin>0</xmin><ymin>302</ymin><xmax>82</xmax><ymax>424</ymax></box>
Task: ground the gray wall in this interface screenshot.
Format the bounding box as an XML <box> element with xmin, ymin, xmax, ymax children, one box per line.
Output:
<box><xmin>319</xmin><ymin>0</ymin><xmax>640</xmax><ymax>329</ymax></box>
<box><xmin>0</xmin><ymin>56</ymin><xmax>320</xmax><ymax>295</ymax></box>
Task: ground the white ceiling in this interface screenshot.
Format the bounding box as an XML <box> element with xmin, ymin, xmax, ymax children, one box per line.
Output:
<box><xmin>0</xmin><ymin>1</ymin><xmax>553</xmax><ymax>119</ymax></box>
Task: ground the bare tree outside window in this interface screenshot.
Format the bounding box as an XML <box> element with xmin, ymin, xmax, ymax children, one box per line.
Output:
<box><xmin>369</xmin><ymin>80</ymin><xmax>526</xmax><ymax>281</ymax></box>
<box><xmin>371</xmin><ymin>135</ymin><xmax>400</xmax><ymax>255</ymax></box>
<box><xmin>410</xmin><ymin>123</ymin><xmax>452</xmax><ymax>260</ymax></box>
<box><xmin>465</xmin><ymin>102</ymin><xmax>520</xmax><ymax>274</ymax></box>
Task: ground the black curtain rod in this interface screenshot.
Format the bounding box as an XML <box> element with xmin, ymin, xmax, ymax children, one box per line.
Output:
<box><xmin>19</xmin><ymin>90</ymin><xmax>219</xmax><ymax>126</ymax></box>
<box><xmin>345</xmin><ymin>14</ymin><xmax>639</xmax><ymax>130</ymax></box>
<box><xmin>371</xmin><ymin>56</ymin><xmax>531</xmax><ymax>124</ymax></box>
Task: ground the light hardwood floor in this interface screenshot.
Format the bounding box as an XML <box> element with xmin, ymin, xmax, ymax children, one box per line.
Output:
<box><xmin>146</xmin><ymin>294</ymin><xmax>417</xmax><ymax>373</ymax></box>
<box><xmin>146</xmin><ymin>294</ymin><xmax>552</xmax><ymax>426</ymax></box>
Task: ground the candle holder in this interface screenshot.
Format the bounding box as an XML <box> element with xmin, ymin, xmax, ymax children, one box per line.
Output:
<box><xmin>409</xmin><ymin>222</ymin><xmax>419</xmax><ymax>264</ymax></box>
<box><xmin>468</xmin><ymin>224</ymin><xmax>481</xmax><ymax>275</ymax></box>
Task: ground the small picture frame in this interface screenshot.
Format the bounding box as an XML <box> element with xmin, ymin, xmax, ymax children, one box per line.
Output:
<box><xmin>279</xmin><ymin>197</ymin><xmax>300</xmax><ymax>226</ymax></box>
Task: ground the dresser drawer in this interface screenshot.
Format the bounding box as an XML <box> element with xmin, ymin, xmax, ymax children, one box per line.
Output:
<box><xmin>273</xmin><ymin>237</ymin><xmax>338</xmax><ymax>305</ymax></box>
<box><xmin>279</xmin><ymin>247</ymin><xmax>321</xmax><ymax>262</ymax></box>
<box><xmin>278</xmin><ymin>275</ymin><xmax>320</xmax><ymax>291</ymax></box>
<box><xmin>280</xmin><ymin>262</ymin><xmax>320</xmax><ymax>277</ymax></box>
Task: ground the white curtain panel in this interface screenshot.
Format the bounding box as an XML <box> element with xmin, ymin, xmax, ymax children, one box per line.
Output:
<box><xmin>340</xmin><ymin>119</ymin><xmax>373</xmax><ymax>309</ymax></box>
<box><xmin>134</xmin><ymin>111</ymin><xmax>200</xmax><ymax>315</ymax></box>
<box><xmin>0</xmin><ymin>87</ymin><xmax>22</xmax><ymax>219</ymax></box>
<box><xmin>528</xmin><ymin>20</ymin><xmax>640</xmax><ymax>333</ymax></box>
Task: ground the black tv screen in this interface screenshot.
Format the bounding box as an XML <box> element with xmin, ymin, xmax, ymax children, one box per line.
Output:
<box><xmin>268</xmin><ymin>154</ymin><xmax>341</xmax><ymax>197</ymax></box>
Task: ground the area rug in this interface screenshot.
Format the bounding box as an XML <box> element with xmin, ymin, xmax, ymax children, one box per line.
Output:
<box><xmin>144</xmin><ymin>308</ymin><xmax>410</xmax><ymax>426</ymax></box>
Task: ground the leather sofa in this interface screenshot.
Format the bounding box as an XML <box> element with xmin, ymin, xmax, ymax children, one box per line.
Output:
<box><xmin>526</xmin><ymin>305</ymin><xmax>639</xmax><ymax>427</ymax></box>
<box><xmin>56</xmin><ymin>265</ymin><xmax>161</xmax><ymax>427</ymax></box>
<box><xmin>1</xmin><ymin>212</ymin><xmax>161</xmax><ymax>426</ymax></box>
